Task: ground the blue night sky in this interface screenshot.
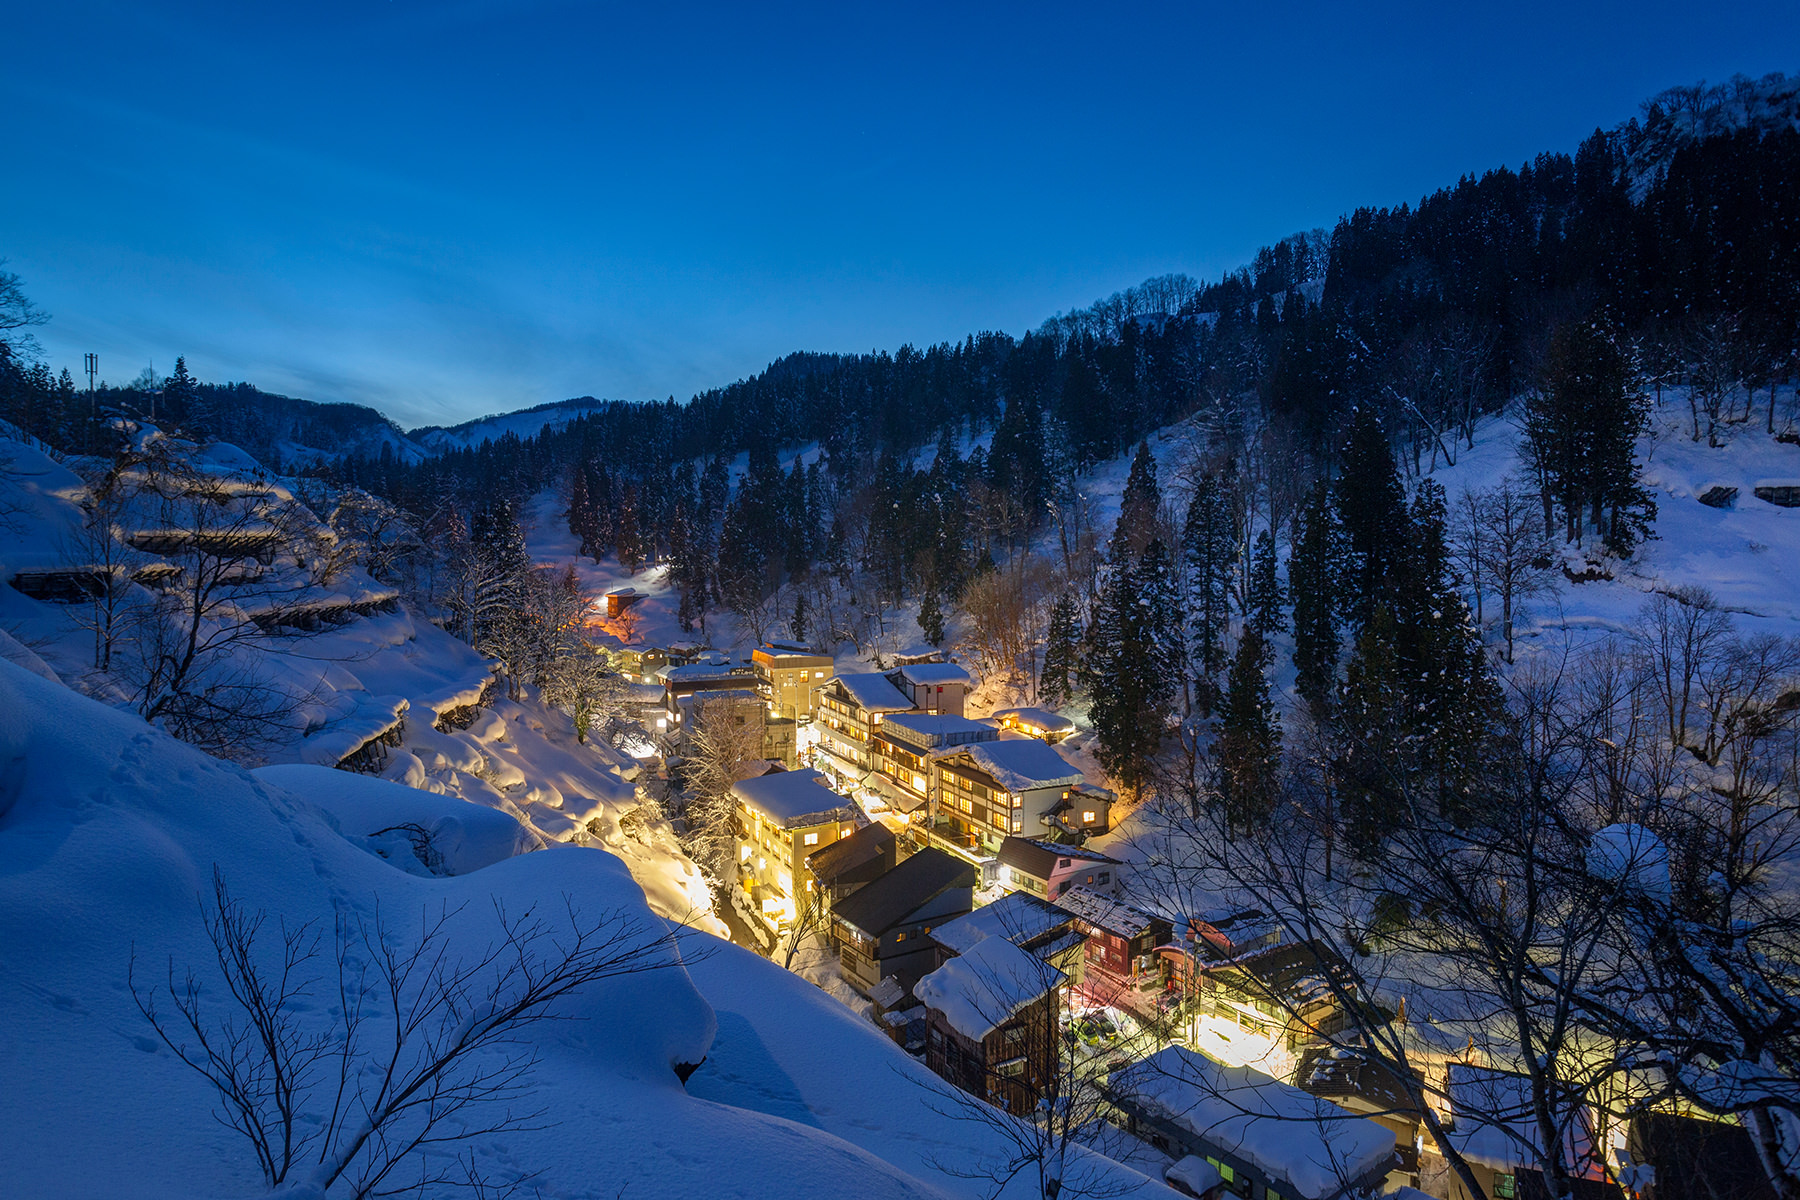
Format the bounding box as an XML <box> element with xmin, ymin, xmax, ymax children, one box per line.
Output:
<box><xmin>2</xmin><ymin>2</ymin><xmax>1794</xmax><ymax>429</ymax></box>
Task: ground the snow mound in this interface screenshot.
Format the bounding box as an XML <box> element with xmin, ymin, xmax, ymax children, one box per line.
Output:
<box><xmin>257</xmin><ymin>762</ymin><xmax>541</xmax><ymax>875</ymax></box>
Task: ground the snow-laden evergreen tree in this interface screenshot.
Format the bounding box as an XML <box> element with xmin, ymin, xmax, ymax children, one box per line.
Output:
<box><xmin>1181</xmin><ymin>470</ymin><xmax>1235</xmax><ymax>715</ymax></box>
<box><xmin>1394</xmin><ymin>479</ymin><xmax>1504</xmax><ymax>820</ymax></box>
<box><xmin>1217</xmin><ymin>624</ymin><xmax>1281</xmax><ymax>832</ymax></box>
<box><xmin>1335</xmin><ymin>407</ymin><xmax>1407</xmax><ymax>626</ymax></box>
<box><xmin>1335</xmin><ymin>601</ymin><xmax>1407</xmax><ymax>854</ymax></box>
<box><xmin>1082</xmin><ymin>538</ymin><xmax>1181</xmax><ymax>798</ymax></box>
<box><xmin>1289</xmin><ymin>480</ymin><xmax>1340</xmax><ymax>710</ymax></box>
<box><xmin>1526</xmin><ymin>318</ymin><xmax>1655</xmax><ymax>553</ymax></box>
<box><xmin>568</xmin><ymin>465</ymin><xmax>599</xmax><ymax>561</ymax></box>
<box><xmin>1109</xmin><ymin>440</ymin><xmax>1161</xmax><ymax>562</ymax></box>
<box><xmin>1039</xmin><ymin>592</ymin><xmax>1081</xmax><ymax>709</ymax></box>
<box><xmin>1245</xmin><ymin>528</ymin><xmax>1286</xmax><ymax>639</ymax></box>
<box><xmin>917</xmin><ymin>587</ymin><xmax>944</xmax><ymax>646</ymax></box>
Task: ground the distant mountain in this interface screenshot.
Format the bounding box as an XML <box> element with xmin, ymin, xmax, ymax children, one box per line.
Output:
<box><xmin>410</xmin><ymin>396</ymin><xmax>619</xmax><ymax>452</ymax></box>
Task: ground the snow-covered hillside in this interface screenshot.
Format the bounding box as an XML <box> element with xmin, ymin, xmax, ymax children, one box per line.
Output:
<box><xmin>1620</xmin><ymin>71</ymin><xmax>1800</xmax><ymax>200</ymax></box>
<box><xmin>0</xmin><ymin>660</ymin><xmax>1170</xmax><ymax>1198</ymax></box>
<box><xmin>0</xmin><ymin>430</ymin><xmax>718</xmax><ymax>932</ymax></box>
<box><xmin>1423</xmin><ymin>397</ymin><xmax>1800</xmax><ymax>646</ymax></box>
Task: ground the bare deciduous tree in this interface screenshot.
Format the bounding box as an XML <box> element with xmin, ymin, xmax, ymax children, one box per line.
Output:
<box><xmin>957</xmin><ymin>555</ymin><xmax>1055</xmax><ymax>703</ymax></box>
<box><xmin>678</xmin><ymin>696</ymin><xmax>766</xmax><ymax>880</ymax></box>
<box><xmin>1455</xmin><ymin>479</ymin><xmax>1558</xmax><ymax>662</ymax></box>
<box><xmin>132</xmin><ymin>870</ymin><xmax>703</xmax><ymax>1198</ymax></box>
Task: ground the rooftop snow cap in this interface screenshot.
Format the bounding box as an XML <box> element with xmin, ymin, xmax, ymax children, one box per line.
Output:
<box><xmin>937</xmin><ymin>739</ymin><xmax>1083</xmax><ymax>792</ymax></box>
<box><xmin>831</xmin><ymin>672</ymin><xmax>914</xmax><ymax>713</ymax></box>
<box><xmin>896</xmin><ymin>662</ymin><xmax>972</xmax><ymax>686</ymax></box>
<box><xmin>990</xmin><ymin>707</ymin><xmax>1077</xmax><ymax>734</ymax></box>
<box><xmin>880</xmin><ymin>713</ymin><xmax>996</xmax><ymax>751</ymax></box>
<box><xmin>730</xmin><ymin>767</ymin><xmax>855</xmax><ymax>828</ymax></box>
<box><xmin>1055</xmin><ymin>886</ymin><xmax>1164</xmax><ymax>939</ymax></box>
<box><xmin>928</xmin><ymin>890</ymin><xmax>1073</xmax><ymax>956</ymax></box>
<box><xmin>914</xmin><ymin>932</ymin><xmax>1065</xmax><ymax>1042</ymax></box>
<box><xmin>1110</xmin><ymin>1046</ymin><xmax>1396</xmax><ymax>1200</ymax></box>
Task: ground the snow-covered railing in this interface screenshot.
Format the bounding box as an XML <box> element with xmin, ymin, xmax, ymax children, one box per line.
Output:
<box><xmin>427</xmin><ymin>673</ymin><xmax>500</xmax><ymax>732</ymax></box>
<box><xmin>295</xmin><ymin>695</ymin><xmax>410</xmax><ymax>773</ymax></box>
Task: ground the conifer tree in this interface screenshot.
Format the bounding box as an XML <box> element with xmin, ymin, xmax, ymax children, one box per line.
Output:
<box><xmin>1040</xmin><ymin>593</ymin><xmax>1081</xmax><ymax>709</ymax></box>
<box><xmin>1182</xmin><ymin>471</ymin><xmax>1235</xmax><ymax>714</ymax></box>
<box><xmin>1289</xmin><ymin>481</ymin><xmax>1340</xmax><ymax>710</ymax></box>
<box><xmin>1082</xmin><ymin>537</ymin><xmax>1181</xmax><ymax>798</ymax></box>
<box><xmin>1526</xmin><ymin>319</ymin><xmax>1655</xmax><ymax>553</ymax></box>
<box><xmin>1246</xmin><ymin>529</ymin><xmax>1286</xmax><ymax>639</ymax></box>
<box><xmin>1110</xmin><ymin>440</ymin><xmax>1162</xmax><ymax>562</ymax></box>
<box><xmin>789</xmin><ymin>591</ymin><xmax>808</xmax><ymax>643</ymax></box>
<box><xmin>1395</xmin><ymin>479</ymin><xmax>1504</xmax><ymax>819</ymax></box>
<box><xmin>1335</xmin><ymin>601</ymin><xmax>1407</xmax><ymax>854</ymax></box>
<box><xmin>568</xmin><ymin>466</ymin><xmax>598</xmax><ymax>561</ymax></box>
<box><xmin>1217</xmin><ymin>625</ymin><xmax>1281</xmax><ymax>832</ymax></box>
<box><xmin>1335</xmin><ymin>407</ymin><xmax>1407</xmax><ymax>625</ymax></box>
<box><xmin>917</xmin><ymin>587</ymin><xmax>944</xmax><ymax>646</ymax></box>
<box><xmin>163</xmin><ymin>355</ymin><xmax>200</xmax><ymax>428</ymax></box>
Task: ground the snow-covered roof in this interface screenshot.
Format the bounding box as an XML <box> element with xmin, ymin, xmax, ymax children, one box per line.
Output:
<box><xmin>833</xmin><ymin>672</ymin><xmax>913</xmax><ymax>713</ymax></box>
<box><xmin>731</xmin><ymin>768</ymin><xmax>855</xmax><ymax>828</ymax></box>
<box><xmin>897</xmin><ymin>662</ymin><xmax>972</xmax><ymax>686</ymax></box>
<box><xmin>881</xmin><ymin>712</ymin><xmax>995</xmax><ymax>750</ymax></box>
<box><xmin>935</xmin><ymin>738</ymin><xmax>1083</xmax><ymax>792</ymax></box>
<box><xmin>914</xmin><ymin>931</ymin><xmax>1065</xmax><ymax>1043</ymax></box>
<box><xmin>930</xmin><ymin>890</ymin><xmax>1074</xmax><ymax>956</ymax></box>
<box><xmin>659</xmin><ymin>662</ymin><xmax>755</xmax><ymax>686</ymax></box>
<box><xmin>1056</xmin><ymin>886</ymin><xmax>1163</xmax><ymax>938</ymax></box>
<box><xmin>1110</xmin><ymin>1047</ymin><xmax>1396</xmax><ymax>1200</ymax></box>
<box><xmin>990</xmin><ymin>707</ymin><xmax>1076</xmax><ymax>735</ymax></box>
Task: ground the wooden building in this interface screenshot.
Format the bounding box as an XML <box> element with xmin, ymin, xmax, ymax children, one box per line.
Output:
<box><xmin>731</xmin><ymin>767</ymin><xmax>858</xmax><ymax>936</ymax></box>
<box><xmin>1055</xmin><ymin>885</ymin><xmax>1174</xmax><ymax>1017</ymax></box>
<box><xmin>830</xmin><ymin>848</ymin><xmax>976</xmax><ymax>995</ymax></box>
<box><xmin>751</xmin><ymin>641</ymin><xmax>835</xmax><ymax>721</ymax></box>
<box><xmin>915</xmin><ymin>932</ymin><xmax>1066</xmax><ymax>1116</ymax></box>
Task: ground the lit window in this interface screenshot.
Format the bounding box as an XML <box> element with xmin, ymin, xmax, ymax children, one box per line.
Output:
<box><xmin>757</xmin><ymin>856</ymin><xmax>767</xmax><ymax>870</ymax></box>
<box><xmin>913</xmin><ymin>773</ymin><xmax>928</xmax><ymax>791</ymax></box>
<box><xmin>804</xmin><ymin>832</ymin><xmax>819</xmax><ymax>846</ymax></box>
<box><xmin>895</xmin><ymin>931</ymin><xmax>906</xmax><ymax>942</ymax></box>
<box><xmin>1082</xmin><ymin>810</ymin><xmax>1097</xmax><ymax>824</ymax></box>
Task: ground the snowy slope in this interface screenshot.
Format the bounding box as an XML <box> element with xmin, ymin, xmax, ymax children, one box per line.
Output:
<box><xmin>0</xmin><ymin>432</ymin><xmax>720</xmax><ymax>934</ymax></box>
<box><xmin>0</xmin><ymin>660</ymin><xmax>1172</xmax><ymax>1199</ymax></box>
<box><xmin>1423</xmin><ymin>397</ymin><xmax>1800</xmax><ymax>646</ymax></box>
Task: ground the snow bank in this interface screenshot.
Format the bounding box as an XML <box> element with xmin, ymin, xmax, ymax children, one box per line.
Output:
<box><xmin>256</xmin><ymin>762</ymin><xmax>540</xmax><ymax>874</ymax></box>
<box><xmin>0</xmin><ymin>658</ymin><xmax>1172</xmax><ymax>1198</ymax></box>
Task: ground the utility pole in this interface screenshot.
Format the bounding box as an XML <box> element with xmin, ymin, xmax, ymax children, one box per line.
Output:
<box><xmin>84</xmin><ymin>353</ymin><xmax>98</xmax><ymax>451</ymax></box>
